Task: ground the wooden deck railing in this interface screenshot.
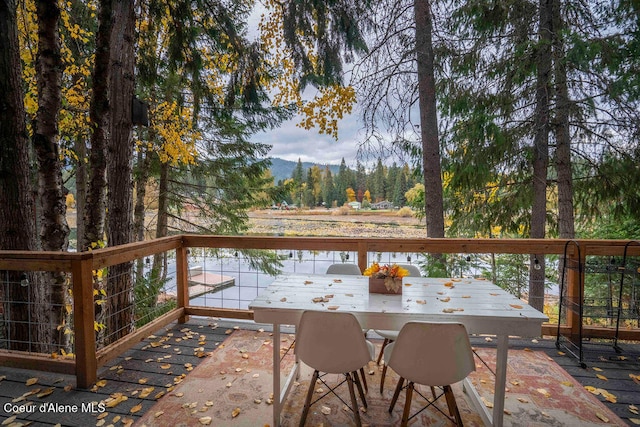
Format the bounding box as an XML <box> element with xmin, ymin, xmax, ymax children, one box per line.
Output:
<box><xmin>1</xmin><ymin>236</ymin><xmax>639</xmax><ymax>387</ymax></box>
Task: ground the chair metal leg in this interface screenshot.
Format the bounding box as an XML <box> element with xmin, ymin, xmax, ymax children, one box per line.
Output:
<box><xmin>388</xmin><ymin>376</ymin><xmax>405</xmax><ymax>413</ymax></box>
<box><xmin>299</xmin><ymin>369</ymin><xmax>319</xmax><ymax>427</ymax></box>
<box><xmin>401</xmin><ymin>382</ymin><xmax>414</xmax><ymax>426</ymax></box>
<box><xmin>376</xmin><ymin>338</ymin><xmax>390</xmax><ymax>364</ymax></box>
<box><xmin>346</xmin><ymin>372</ymin><xmax>363</xmax><ymax>427</ymax></box>
<box><xmin>443</xmin><ymin>385</ymin><xmax>463</xmax><ymax>426</ymax></box>
<box><xmin>352</xmin><ymin>371</ymin><xmax>368</xmax><ymax>408</ymax></box>
<box><xmin>380</xmin><ymin>364</ymin><xmax>388</xmax><ymax>393</ymax></box>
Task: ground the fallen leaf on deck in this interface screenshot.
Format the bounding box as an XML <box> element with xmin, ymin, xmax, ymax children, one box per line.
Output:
<box><xmin>510</xmin><ymin>304</ymin><xmax>523</xmax><ymax>309</ymax></box>
<box><xmin>130</xmin><ymin>403</ymin><xmax>142</xmax><ymax>414</ymax></box>
<box><xmin>490</xmin><ymin>293</ymin><xmax>499</xmax><ymax>296</ymax></box>
<box><xmin>231</xmin><ymin>407</ymin><xmax>241</xmax><ymax>418</ymax></box>
<box><xmin>481</xmin><ymin>397</ymin><xmax>493</xmax><ymax>408</ymax></box>
<box><xmin>26</xmin><ymin>378</ymin><xmax>38</xmax><ymax>386</ymax></box>
<box><xmin>444</xmin><ymin>281</ymin><xmax>453</xmax><ymax>287</ymax></box>
<box><xmin>517</xmin><ymin>397</ymin><xmax>529</xmax><ymax>403</ymax></box>
<box><xmin>105</xmin><ymin>393</ymin><xmax>128</xmax><ymax>408</ymax></box>
<box><xmin>592</xmin><ymin>367</ymin><xmax>603</xmax><ymax>372</ymax></box>
<box><xmin>536</xmin><ymin>388</ymin><xmax>551</xmax><ymax>398</ymax></box>
<box><xmin>596</xmin><ymin>374</ymin><xmax>608</xmax><ymax>381</ymax></box>
<box><xmin>139</xmin><ymin>387</ymin><xmax>154</xmax><ymax>398</ymax></box>
<box><xmin>462</xmin><ymin>295</ymin><xmax>471</xmax><ymax>298</ymax></box>
<box><xmin>2</xmin><ymin>416</ymin><xmax>16</xmax><ymax>425</ymax></box>
<box><xmin>560</xmin><ymin>380</ymin><xmax>573</xmax><ymax>387</ymax></box>
<box><xmin>37</xmin><ymin>388</ymin><xmax>54</xmax><ymax>398</ymax></box>
<box><xmin>160</xmin><ymin>364</ymin><xmax>171</xmax><ymax>370</ymax></box>
<box><xmin>595</xmin><ymin>412</ymin><xmax>609</xmax><ymax>422</ymax></box>
<box><xmin>629</xmin><ymin>418</ymin><xmax>640</xmax><ymax>425</ymax></box>
<box><xmin>629</xmin><ymin>404</ymin><xmax>639</xmax><ymax>415</ymax></box>
<box><xmin>321</xmin><ymin>406</ymin><xmax>332</xmax><ymax>415</ymax></box>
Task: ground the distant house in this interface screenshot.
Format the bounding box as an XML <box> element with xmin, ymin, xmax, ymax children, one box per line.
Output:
<box><xmin>348</xmin><ymin>201</ymin><xmax>361</xmax><ymax>210</ymax></box>
<box><xmin>371</xmin><ymin>200</ymin><xmax>394</xmax><ymax>210</ymax></box>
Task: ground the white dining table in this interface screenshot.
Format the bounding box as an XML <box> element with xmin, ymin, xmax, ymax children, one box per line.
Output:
<box><xmin>249</xmin><ymin>273</ymin><xmax>548</xmax><ymax>427</ymax></box>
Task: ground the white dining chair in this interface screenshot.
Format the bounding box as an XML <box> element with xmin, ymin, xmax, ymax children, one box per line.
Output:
<box><xmin>295</xmin><ymin>310</ymin><xmax>375</xmax><ymax>427</ymax></box>
<box><xmin>325</xmin><ymin>262</ymin><xmax>372</xmax><ymax>391</ymax></box>
<box><xmin>326</xmin><ymin>263</ymin><xmax>362</xmax><ymax>275</ymax></box>
<box><xmin>384</xmin><ymin>322</ymin><xmax>475</xmax><ymax>426</ymax></box>
<box><xmin>374</xmin><ymin>264</ymin><xmax>421</xmax><ymax>368</ymax></box>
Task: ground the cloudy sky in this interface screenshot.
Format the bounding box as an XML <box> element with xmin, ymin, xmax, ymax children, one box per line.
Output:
<box><xmin>253</xmin><ymin>110</ymin><xmax>365</xmax><ymax>167</ymax></box>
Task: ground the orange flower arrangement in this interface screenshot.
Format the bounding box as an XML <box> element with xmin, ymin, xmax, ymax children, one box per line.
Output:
<box><xmin>363</xmin><ymin>262</ymin><xmax>409</xmax><ymax>292</ymax></box>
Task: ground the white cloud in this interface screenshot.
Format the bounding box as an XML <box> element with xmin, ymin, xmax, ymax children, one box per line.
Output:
<box><xmin>255</xmin><ymin>113</ymin><xmax>365</xmax><ymax>167</ymax></box>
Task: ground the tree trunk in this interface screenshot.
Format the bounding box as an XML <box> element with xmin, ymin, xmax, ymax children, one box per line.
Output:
<box><xmin>32</xmin><ymin>0</ymin><xmax>71</xmax><ymax>353</ymax></box>
<box><xmin>415</xmin><ymin>0</ymin><xmax>445</xmax><ymax>275</ymax></box>
<box><xmin>415</xmin><ymin>0</ymin><xmax>444</xmax><ymax>239</ymax></box>
<box><xmin>105</xmin><ymin>0</ymin><xmax>136</xmax><ymax>342</ymax></box>
<box><xmin>551</xmin><ymin>0</ymin><xmax>575</xmax><ymax>239</ymax></box>
<box><xmin>0</xmin><ymin>0</ymin><xmax>39</xmax><ymax>350</ymax></box>
<box><xmin>83</xmin><ymin>0</ymin><xmax>113</xmax><ymax>252</ymax></box>
<box><xmin>529</xmin><ymin>0</ymin><xmax>553</xmax><ymax>312</ymax></box>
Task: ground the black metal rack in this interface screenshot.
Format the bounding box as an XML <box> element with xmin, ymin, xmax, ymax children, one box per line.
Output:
<box><xmin>613</xmin><ymin>241</ymin><xmax>640</xmax><ymax>352</ymax></box>
<box><xmin>557</xmin><ymin>240</ymin><xmax>640</xmax><ymax>367</ymax></box>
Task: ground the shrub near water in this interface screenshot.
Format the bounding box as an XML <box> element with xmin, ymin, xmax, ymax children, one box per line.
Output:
<box><xmin>396</xmin><ymin>207</ymin><xmax>414</xmax><ymax>218</ymax></box>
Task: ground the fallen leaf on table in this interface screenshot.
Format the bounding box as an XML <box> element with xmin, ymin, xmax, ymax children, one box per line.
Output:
<box><xmin>231</xmin><ymin>408</ymin><xmax>241</xmax><ymax>418</ymax></box>
<box><xmin>416</xmin><ymin>300</ymin><xmax>426</xmax><ymax>305</ymax></box>
<box><xmin>510</xmin><ymin>304</ymin><xmax>523</xmax><ymax>309</ymax></box>
<box><xmin>440</xmin><ymin>297</ymin><xmax>451</xmax><ymax>302</ymax></box>
<box><xmin>536</xmin><ymin>388</ymin><xmax>551</xmax><ymax>398</ymax></box>
<box><xmin>199</xmin><ymin>416</ymin><xmax>213</xmax><ymax>425</ymax></box>
<box><xmin>280</xmin><ymin>297</ymin><xmax>287</xmax><ymax>302</ymax></box>
<box><xmin>304</xmin><ymin>281</ymin><xmax>313</xmax><ymax>285</ymax></box>
<box><xmin>327</xmin><ymin>306</ymin><xmax>340</xmax><ymax>310</ymax></box>
<box><xmin>333</xmin><ymin>279</ymin><xmax>342</xmax><ymax>283</ymax></box>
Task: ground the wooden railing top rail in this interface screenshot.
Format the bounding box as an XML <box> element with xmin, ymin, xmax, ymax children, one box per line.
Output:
<box><xmin>1</xmin><ymin>237</ymin><xmax>639</xmax><ymax>271</ymax></box>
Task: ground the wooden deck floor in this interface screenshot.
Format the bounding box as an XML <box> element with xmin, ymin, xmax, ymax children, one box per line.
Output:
<box><xmin>1</xmin><ymin>318</ymin><xmax>639</xmax><ymax>426</ymax></box>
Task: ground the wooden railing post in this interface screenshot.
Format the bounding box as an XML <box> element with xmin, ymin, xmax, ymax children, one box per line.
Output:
<box><xmin>72</xmin><ymin>256</ymin><xmax>97</xmax><ymax>388</ymax></box>
<box><xmin>566</xmin><ymin>245</ymin><xmax>585</xmax><ymax>341</ymax></box>
<box><xmin>357</xmin><ymin>241</ymin><xmax>368</xmax><ymax>273</ymax></box>
<box><xmin>176</xmin><ymin>245</ymin><xmax>190</xmax><ymax>323</ymax></box>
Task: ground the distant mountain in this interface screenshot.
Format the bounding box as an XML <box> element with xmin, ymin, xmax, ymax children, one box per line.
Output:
<box><xmin>268</xmin><ymin>157</ymin><xmax>341</xmax><ymax>183</ymax></box>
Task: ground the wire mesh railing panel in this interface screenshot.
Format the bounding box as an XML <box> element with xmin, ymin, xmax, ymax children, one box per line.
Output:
<box><xmin>95</xmin><ymin>250</ymin><xmax>178</xmax><ymax>349</ymax></box>
<box><xmin>0</xmin><ymin>270</ymin><xmax>73</xmax><ymax>357</ymax></box>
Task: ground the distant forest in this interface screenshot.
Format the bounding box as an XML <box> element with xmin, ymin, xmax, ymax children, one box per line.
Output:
<box><xmin>271</xmin><ymin>157</ymin><xmax>420</xmax><ymax>209</ymax></box>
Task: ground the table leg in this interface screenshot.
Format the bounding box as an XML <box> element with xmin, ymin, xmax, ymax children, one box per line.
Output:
<box><xmin>492</xmin><ymin>334</ymin><xmax>508</xmax><ymax>427</ymax></box>
<box><xmin>273</xmin><ymin>323</ymin><xmax>281</xmax><ymax>427</ymax></box>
